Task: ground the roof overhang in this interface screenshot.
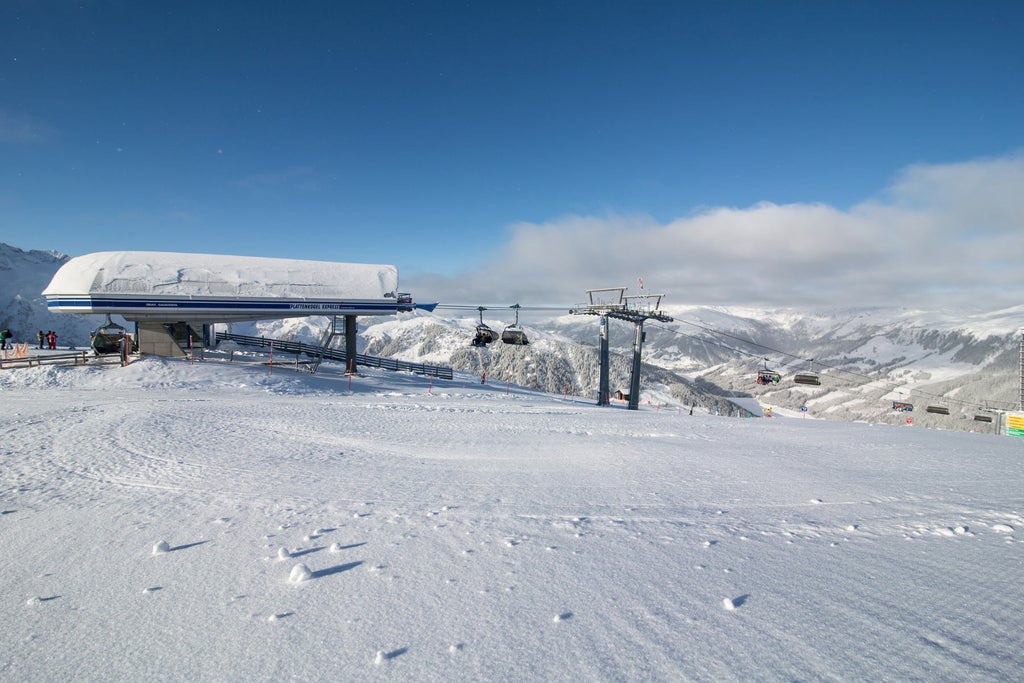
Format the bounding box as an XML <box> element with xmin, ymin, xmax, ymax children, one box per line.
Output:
<box><xmin>42</xmin><ymin>251</ymin><xmax>428</xmax><ymax>323</ymax></box>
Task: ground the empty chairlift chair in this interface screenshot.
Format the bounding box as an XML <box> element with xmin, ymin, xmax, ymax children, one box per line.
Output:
<box><xmin>500</xmin><ymin>304</ymin><xmax>529</xmax><ymax>346</ymax></box>
<box><xmin>90</xmin><ymin>315</ymin><xmax>130</xmax><ymax>355</ymax></box>
<box><xmin>925</xmin><ymin>404</ymin><xmax>950</xmax><ymax>415</ymax></box>
<box><xmin>793</xmin><ymin>359</ymin><xmax>820</xmax><ymax>386</ymax></box>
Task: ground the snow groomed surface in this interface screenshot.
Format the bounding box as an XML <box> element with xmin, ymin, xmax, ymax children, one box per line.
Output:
<box><xmin>42</xmin><ymin>251</ymin><xmax>418</xmax><ymax>322</ymax></box>
<box><xmin>2</xmin><ymin>356</ymin><xmax>1023</xmax><ymax>681</ymax></box>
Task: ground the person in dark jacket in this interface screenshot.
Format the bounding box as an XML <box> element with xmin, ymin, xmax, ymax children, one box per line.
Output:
<box><xmin>37</xmin><ymin>330</ymin><xmax>45</xmax><ymax>349</ymax></box>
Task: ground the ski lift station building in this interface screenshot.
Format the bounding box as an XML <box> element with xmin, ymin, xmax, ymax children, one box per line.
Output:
<box><xmin>42</xmin><ymin>251</ymin><xmax>424</xmax><ymax>358</ymax></box>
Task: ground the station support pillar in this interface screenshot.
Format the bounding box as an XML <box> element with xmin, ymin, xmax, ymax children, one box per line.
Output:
<box><xmin>628</xmin><ymin>321</ymin><xmax>644</xmax><ymax>411</ymax></box>
<box><xmin>598</xmin><ymin>315</ymin><xmax>609</xmax><ymax>406</ymax></box>
<box><xmin>345</xmin><ymin>315</ymin><xmax>358</xmax><ymax>374</ymax></box>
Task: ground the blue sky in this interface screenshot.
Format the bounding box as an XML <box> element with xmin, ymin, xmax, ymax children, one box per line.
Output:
<box><xmin>3</xmin><ymin>1</ymin><xmax>1023</xmax><ymax>309</ymax></box>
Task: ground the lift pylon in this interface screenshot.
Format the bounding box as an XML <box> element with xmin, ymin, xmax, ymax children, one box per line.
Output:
<box><xmin>570</xmin><ymin>287</ymin><xmax>673</xmax><ymax>410</ymax></box>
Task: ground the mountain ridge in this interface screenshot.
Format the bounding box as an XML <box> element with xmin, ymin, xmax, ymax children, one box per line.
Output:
<box><xmin>4</xmin><ymin>242</ymin><xmax>1019</xmax><ymax>430</ymax></box>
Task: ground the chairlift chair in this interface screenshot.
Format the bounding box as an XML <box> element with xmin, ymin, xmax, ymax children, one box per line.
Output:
<box><xmin>471</xmin><ymin>307</ymin><xmax>497</xmax><ymax>347</ymax></box>
<box><xmin>793</xmin><ymin>359</ymin><xmax>821</xmax><ymax>386</ymax></box>
<box><xmin>90</xmin><ymin>315</ymin><xmax>129</xmax><ymax>355</ymax></box>
<box><xmin>755</xmin><ymin>358</ymin><xmax>781</xmax><ymax>385</ymax></box>
<box><xmin>973</xmin><ymin>413</ymin><xmax>994</xmax><ymax>423</ymax></box>
<box><xmin>925</xmin><ymin>405</ymin><xmax>950</xmax><ymax>415</ymax></box>
<box><xmin>892</xmin><ymin>401</ymin><xmax>914</xmax><ymax>412</ymax></box>
<box><xmin>500</xmin><ymin>304</ymin><xmax>529</xmax><ymax>346</ymax></box>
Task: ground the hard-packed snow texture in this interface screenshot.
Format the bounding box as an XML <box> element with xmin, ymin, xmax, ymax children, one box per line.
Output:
<box><xmin>2</xmin><ymin>356</ymin><xmax>1022</xmax><ymax>681</ymax></box>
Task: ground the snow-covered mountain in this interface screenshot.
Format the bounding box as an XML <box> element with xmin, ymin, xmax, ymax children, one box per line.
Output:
<box><xmin>254</xmin><ymin>302</ymin><xmax>1022</xmax><ymax>430</ymax></box>
<box><xmin>0</xmin><ymin>243</ymin><xmax>103</xmax><ymax>347</ymax></box>
<box><xmin>5</xmin><ymin>242</ymin><xmax>1020</xmax><ymax>430</ymax></box>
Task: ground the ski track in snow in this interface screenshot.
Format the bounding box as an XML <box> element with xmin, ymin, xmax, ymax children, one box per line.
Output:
<box><xmin>2</xmin><ymin>357</ymin><xmax>1023</xmax><ymax>681</ymax></box>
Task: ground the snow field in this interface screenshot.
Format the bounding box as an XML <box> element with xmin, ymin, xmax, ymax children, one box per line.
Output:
<box><xmin>2</xmin><ymin>356</ymin><xmax>1023</xmax><ymax>681</ymax></box>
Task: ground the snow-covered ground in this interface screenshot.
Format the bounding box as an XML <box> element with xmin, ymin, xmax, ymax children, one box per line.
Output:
<box><xmin>2</xmin><ymin>354</ymin><xmax>1023</xmax><ymax>681</ymax></box>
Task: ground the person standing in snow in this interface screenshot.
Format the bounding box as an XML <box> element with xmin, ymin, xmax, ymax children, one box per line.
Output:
<box><xmin>46</xmin><ymin>330</ymin><xmax>57</xmax><ymax>350</ymax></box>
<box><xmin>37</xmin><ymin>330</ymin><xmax>45</xmax><ymax>349</ymax></box>
<box><xmin>0</xmin><ymin>329</ymin><xmax>9</xmax><ymax>350</ymax></box>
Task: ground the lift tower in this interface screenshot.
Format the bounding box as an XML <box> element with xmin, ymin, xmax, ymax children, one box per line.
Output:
<box><xmin>570</xmin><ymin>287</ymin><xmax>673</xmax><ymax>410</ymax></box>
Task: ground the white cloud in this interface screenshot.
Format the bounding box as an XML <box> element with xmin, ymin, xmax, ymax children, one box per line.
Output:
<box><xmin>407</xmin><ymin>152</ymin><xmax>1024</xmax><ymax>312</ymax></box>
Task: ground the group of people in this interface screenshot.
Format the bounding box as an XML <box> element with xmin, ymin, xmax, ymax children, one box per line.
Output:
<box><xmin>37</xmin><ymin>330</ymin><xmax>59</xmax><ymax>350</ymax></box>
<box><xmin>0</xmin><ymin>328</ymin><xmax>61</xmax><ymax>352</ymax></box>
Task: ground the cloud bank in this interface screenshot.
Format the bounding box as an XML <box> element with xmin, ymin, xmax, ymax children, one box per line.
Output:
<box><xmin>408</xmin><ymin>153</ymin><xmax>1024</xmax><ymax>312</ymax></box>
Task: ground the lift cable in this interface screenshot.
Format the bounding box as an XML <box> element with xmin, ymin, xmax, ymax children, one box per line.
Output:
<box><xmin>434</xmin><ymin>304</ymin><xmax>572</xmax><ymax>312</ymax></box>
<box><xmin>427</xmin><ymin>303</ymin><xmax>1015</xmax><ymax>413</ymax></box>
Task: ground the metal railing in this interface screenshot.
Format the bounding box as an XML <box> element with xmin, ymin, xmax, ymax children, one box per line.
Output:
<box><xmin>214</xmin><ymin>332</ymin><xmax>453</xmax><ymax>379</ymax></box>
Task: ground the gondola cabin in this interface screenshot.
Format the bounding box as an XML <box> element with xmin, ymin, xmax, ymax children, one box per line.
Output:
<box><xmin>793</xmin><ymin>373</ymin><xmax>821</xmax><ymax>386</ymax></box>
<box><xmin>925</xmin><ymin>405</ymin><xmax>950</xmax><ymax>415</ymax></box>
<box><xmin>892</xmin><ymin>401</ymin><xmax>914</xmax><ymax>412</ymax></box>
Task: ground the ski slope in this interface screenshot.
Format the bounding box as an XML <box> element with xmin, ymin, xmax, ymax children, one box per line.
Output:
<box><xmin>2</xmin><ymin>355</ymin><xmax>1022</xmax><ymax>681</ymax></box>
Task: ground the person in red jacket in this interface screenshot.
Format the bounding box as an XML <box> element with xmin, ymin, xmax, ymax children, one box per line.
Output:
<box><xmin>46</xmin><ymin>330</ymin><xmax>57</xmax><ymax>350</ymax></box>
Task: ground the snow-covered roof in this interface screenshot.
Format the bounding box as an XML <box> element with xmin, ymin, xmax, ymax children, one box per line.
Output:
<box><xmin>42</xmin><ymin>251</ymin><xmax>408</xmax><ymax>321</ymax></box>
<box><xmin>43</xmin><ymin>251</ymin><xmax>398</xmax><ymax>299</ymax></box>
